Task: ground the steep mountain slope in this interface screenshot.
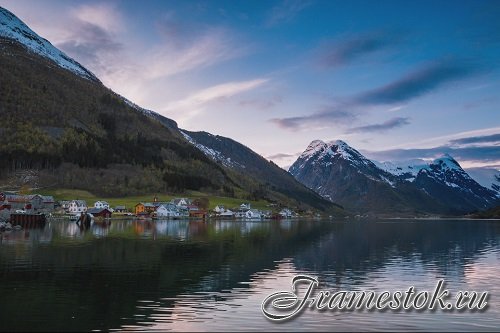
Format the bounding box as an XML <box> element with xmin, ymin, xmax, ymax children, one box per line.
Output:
<box><xmin>0</xmin><ymin>34</ymin><xmax>233</xmax><ymax>195</ymax></box>
<box><xmin>180</xmin><ymin>131</ymin><xmax>342</xmax><ymax>212</ymax></box>
<box><xmin>289</xmin><ymin>140</ymin><xmax>498</xmax><ymax>215</ymax></box>
<box><xmin>0</xmin><ymin>6</ymin><xmax>240</xmax><ymax>197</ymax></box>
<box><xmin>0</xmin><ymin>7</ymin><xmax>97</xmax><ymax>81</ymax></box>
<box><xmin>0</xmin><ymin>6</ymin><xmax>342</xmax><ymax>213</ymax></box>
<box><xmin>465</xmin><ymin>167</ymin><xmax>500</xmax><ymax>196</ymax></box>
<box><xmin>413</xmin><ymin>155</ymin><xmax>498</xmax><ymax>212</ymax></box>
<box><xmin>377</xmin><ymin>157</ymin><xmax>499</xmax><ymax>210</ymax></box>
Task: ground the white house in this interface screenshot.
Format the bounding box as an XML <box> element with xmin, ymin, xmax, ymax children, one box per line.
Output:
<box><xmin>214</xmin><ymin>205</ymin><xmax>226</xmax><ymax>213</ymax></box>
<box><xmin>68</xmin><ymin>200</ymin><xmax>87</xmax><ymax>214</ymax></box>
<box><xmin>235</xmin><ymin>210</ymin><xmax>246</xmax><ymax>218</ymax></box>
<box><xmin>219</xmin><ymin>209</ymin><xmax>234</xmax><ymax>218</ymax></box>
<box><xmin>279</xmin><ymin>208</ymin><xmax>293</xmax><ymax>218</ymax></box>
<box><xmin>261</xmin><ymin>210</ymin><xmax>272</xmax><ymax>219</ymax></box>
<box><xmin>245</xmin><ymin>209</ymin><xmax>261</xmax><ymax>220</ymax></box>
<box><xmin>59</xmin><ymin>200</ymin><xmax>71</xmax><ymax>212</ymax></box>
<box><xmin>156</xmin><ymin>203</ymin><xmax>180</xmax><ymax>218</ymax></box>
<box><xmin>240</xmin><ymin>203</ymin><xmax>251</xmax><ymax>211</ymax></box>
<box><xmin>172</xmin><ymin>198</ymin><xmax>192</xmax><ymax>208</ymax></box>
<box><xmin>94</xmin><ymin>201</ymin><xmax>110</xmax><ymax>209</ymax></box>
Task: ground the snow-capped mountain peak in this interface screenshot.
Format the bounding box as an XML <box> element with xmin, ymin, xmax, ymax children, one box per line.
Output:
<box><xmin>298</xmin><ymin>139</ymin><xmax>373</xmax><ymax>167</ymax></box>
<box><xmin>328</xmin><ymin>140</ymin><xmax>368</xmax><ymax>162</ymax></box>
<box><xmin>301</xmin><ymin>140</ymin><xmax>326</xmax><ymax>157</ymax></box>
<box><xmin>0</xmin><ymin>6</ymin><xmax>98</xmax><ymax>81</ymax></box>
<box><xmin>431</xmin><ymin>154</ymin><xmax>462</xmax><ymax>172</ymax></box>
<box><xmin>290</xmin><ymin>139</ymin><xmax>383</xmax><ymax>186</ymax></box>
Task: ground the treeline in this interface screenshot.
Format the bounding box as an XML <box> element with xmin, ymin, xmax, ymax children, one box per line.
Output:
<box><xmin>0</xmin><ymin>122</ymin><xmax>236</xmax><ymax>194</ymax></box>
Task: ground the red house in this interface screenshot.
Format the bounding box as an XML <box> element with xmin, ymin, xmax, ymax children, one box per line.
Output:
<box><xmin>0</xmin><ymin>203</ymin><xmax>11</xmax><ymax>211</ymax></box>
<box><xmin>87</xmin><ymin>208</ymin><xmax>112</xmax><ymax>218</ymax></box>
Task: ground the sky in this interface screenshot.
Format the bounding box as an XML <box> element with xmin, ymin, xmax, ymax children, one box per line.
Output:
<box><xmin>1</xmin><ymin>0</ymin><xmax>499</xmax><ymax>169</ymax></box>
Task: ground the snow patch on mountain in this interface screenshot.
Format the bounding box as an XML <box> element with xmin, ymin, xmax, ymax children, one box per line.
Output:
<box><xmin>180</xmin><ymin>130</ymin><xmax>245</xmax><ymax>169</ymax></box>
<box><xmin>0</xmin><ymin>7</ymin><xmax>98</xmax><ymax>81</ymax></box>
<box><xmin>121</xmin><ymin>95</ymin><xmax>157</xmax><ymax>118</ymax></box>
<box><xmin>374</xmin><ymin>159</ymin><xmax>428</xmax><ymax>181</ymax></box>
<box><xmin>376</xmin><ymin>155</ymin><xmax>471</xmax><ymax>185</ymax></box>
<box><xmin>465</xmin><ymin>167</ymin><xmax>500</xmax><ymax>197</ymax></box>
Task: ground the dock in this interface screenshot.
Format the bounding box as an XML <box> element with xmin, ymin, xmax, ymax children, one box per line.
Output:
<box><xmin>10</xmin><ymin>213</ymin><xmax>47</xmax><ymax>228</ymax></box>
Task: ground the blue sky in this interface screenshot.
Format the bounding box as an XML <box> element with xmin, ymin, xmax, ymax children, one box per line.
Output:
<box><xmin>1</xmin><ymin>0</ymin><xmax>499</xmax><ymax>168</ymax></box>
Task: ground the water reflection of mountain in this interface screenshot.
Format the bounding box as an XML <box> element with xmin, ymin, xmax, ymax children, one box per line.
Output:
<box><xmin>293</xmin><ymin>220</ymin><xmax>500</xmax><ymax>286</ymax></box>
<box><xmin>0</xmin><ymin>219</ymin><xmax>499</xmax><ymax>331</ymax></box>
<box><xmin>0</xmin><ymin>219</ymin><xmax>329</xmax><ymax>331</ymax></box>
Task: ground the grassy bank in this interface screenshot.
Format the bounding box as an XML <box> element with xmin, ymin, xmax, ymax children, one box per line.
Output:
<box><xmin>36</xmin><ymin>188</ymin><xmax>271</xmax><ymax>211</ymax></box>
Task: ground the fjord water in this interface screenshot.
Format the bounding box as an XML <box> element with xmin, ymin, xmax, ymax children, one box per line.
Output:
<box><xmin>1</xmin><ymin>219</ymin><xmax>499</xmax><ymax>331</ymax></box>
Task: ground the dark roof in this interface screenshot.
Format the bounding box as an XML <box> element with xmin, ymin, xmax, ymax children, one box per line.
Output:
<box><xmin>136</xmin><ymin>202</ymin><xmax>155</xmax><ymax>207</ymax></box>
<box><xmin>87</xmin><ymin>208</ymin><xmax>111</xmax><ymax>214</ymax></box>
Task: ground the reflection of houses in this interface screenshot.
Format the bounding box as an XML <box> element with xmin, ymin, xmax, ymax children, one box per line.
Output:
<box><xmin>87</xmin><ymin>207</ymin><xmax>112</xmax><ymax>218</ymax></box>
<box><xmin>94</xmin><ymin>201</ymin><xmax>110</xmax><ymax>209</ymax></box>
<box><xmin>0</xmin><ymin>192</ymin><xmax>55</xmax><ymax>213</ymax></box>
<box><xmin>69</xmin><ymin>200</ymin><xmax>87</xmax><ymax>214</ymax></box>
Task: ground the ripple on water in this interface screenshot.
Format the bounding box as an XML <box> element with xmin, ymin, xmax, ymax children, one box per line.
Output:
<box><xmin>1</xmin><ymin>219</ymin><xmax>500</xmax><ymax>331</ymax></box>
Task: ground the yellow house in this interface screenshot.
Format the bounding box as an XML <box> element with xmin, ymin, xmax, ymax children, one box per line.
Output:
<box><xmin>135</xmin><ymin>203</ymin><xmax>145</xmax><ymax>215</ymax></box>
<box><xmin>135</xmin><ymin>202</ymin><xmax>156</xmax><ymax>215</ymax></box>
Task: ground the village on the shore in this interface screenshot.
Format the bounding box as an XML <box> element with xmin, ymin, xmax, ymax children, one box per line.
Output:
<box><xmin>0</xmin><ymin>191</ymin><xmax>299</xmax><ymax>222</ymax></box>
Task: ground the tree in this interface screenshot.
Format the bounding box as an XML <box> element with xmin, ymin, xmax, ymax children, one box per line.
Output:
<box><xmin>193</xmin><ymin>197</ymin><xmax>210</xmax><ymax>210</ymax></box>
<box><xmin>19</xmin><ymin>184</ymin><xmax>31</xmax><ymax>195</ymax></box>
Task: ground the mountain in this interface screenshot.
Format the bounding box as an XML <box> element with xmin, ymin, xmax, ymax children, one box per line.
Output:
<box><xmin>465</xmin><ymin>167</ymin><xmax>500</xmax><ymax>196</ymax></box>
<box><xmin>289</xmin><ymin>140</ymin><xmax>498</xmax><ymax>215</ymax></box>
<box><xmin>0</xmin><ymin>6</ymin><xmax>341</xmax><ymax>214</ymax></box>
<box><xmin>377</xmin><ymin>157</ymin><xmax>500</xmax><ymax>210</ymax></box>
<box><xmin>411</xmin><ymin>155</ymin><xmax>498</xmax><ymax>212</ymax></box>
<box><xmin>180</xmin><ymin>131</ymin><xmax>341</xmax><ymax>212</ymax></box>
<box><xmin>0</xmin><ymin>7</ymin><xmax>97</xmax><ymax>81</ymax></box>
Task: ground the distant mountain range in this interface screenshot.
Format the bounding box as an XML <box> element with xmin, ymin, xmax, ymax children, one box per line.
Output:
<box><xmin>289</xmin><ymin>140</ymin><xmax>499</xmax><ymax>215</ymax></box>
<box><xmin>0</xmin><ymin>6</ymin><xmax>342</xmax><ymax>214</ymax></box>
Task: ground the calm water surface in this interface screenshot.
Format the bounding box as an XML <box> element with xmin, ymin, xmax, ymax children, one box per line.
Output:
<box><xmin>1</xmin><ymin>218</ymin><xmax>500</xmax><ymax>331</ymax></box>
